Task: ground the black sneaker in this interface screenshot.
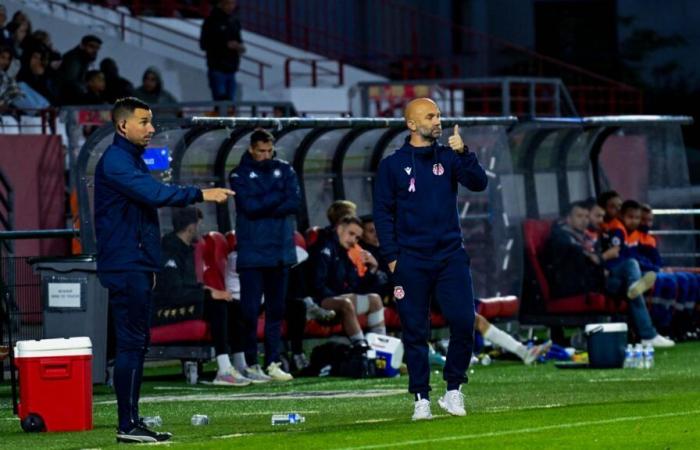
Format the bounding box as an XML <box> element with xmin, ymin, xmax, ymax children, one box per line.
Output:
<box><xmin>116</xmin><ymin>425</ymin><xmax>172</xmax><ymax>444</ymax></box>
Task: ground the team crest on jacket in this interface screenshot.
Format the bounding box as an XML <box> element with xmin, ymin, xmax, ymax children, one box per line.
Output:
<box><xmin>394</xmin><ymin>286</ymin><xmax>405</xmax><ymax>300</ymax></box>
<box><xmin>432</xmin><ymin>163</ymin><xmax>444</xmax><ymax>176</ymax></box>
<box><xmin>404</xmin><ymin>166</ymin><xmax>412</xmax><ymax>175</ymax></box>
<box><xmin>273</xmin><ymin>169</ymin><xmax>281</xmax><ymax>178</ymax></box>
<box><xmin>249</xmin><ymin>171</ymin><xmax>258</xmax><ymax>179</ymax></box>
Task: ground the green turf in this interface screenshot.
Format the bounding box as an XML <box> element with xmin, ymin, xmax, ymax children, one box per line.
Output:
<box><xmin>2</xmin><ymin>342</ymin><xmax>700</xmax><ymax>449</ymax></box>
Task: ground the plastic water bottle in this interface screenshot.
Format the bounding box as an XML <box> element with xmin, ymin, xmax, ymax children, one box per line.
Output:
<box><xmin>191</xmin><ymin>414</ymin><xmax>209</xmax><ymax>426</ymax></box>
<box><xmin>624</xmin><ymin>344</ymin><xmax>634</xmax><ymax>369</ymax></box>
<box><xmin>141</xmin><ymin>416</ymin><xmax>162</xmax><ymax>428</ymax></box>
<box><xmin>643</xmin><ymin>344</ymin><xmax>654</xmax><ymax>369</ymax></box>
<box><xmin>184</xmin><ymin>361</ymin><xmax>198</xmax><ymax>385</ymax></box>
<box><xmin>634</xmin><ymin>344</ymin><xmax>644</xmax><ymax>369</ymax></box>
<box><xmin>271</xmin><ymin>413</ymin><xmax>305</xmax><ymax>425</ymax></box>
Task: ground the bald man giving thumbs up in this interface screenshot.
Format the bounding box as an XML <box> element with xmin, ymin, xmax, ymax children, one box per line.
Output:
<box><xmin>373</xmin><ymin>98</ymin><xmax>487</xmax><ymax>421</ymax></box>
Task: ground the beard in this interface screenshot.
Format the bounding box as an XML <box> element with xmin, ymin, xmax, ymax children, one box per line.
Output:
<box><xmin>418</xmin><ymin>125</ymin><xmax>441</xmax><ymax>142</ymax></box>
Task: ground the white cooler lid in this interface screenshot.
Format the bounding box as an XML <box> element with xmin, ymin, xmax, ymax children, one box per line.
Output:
<box><xmin>585</xmin><ymin>323</ymin><xmax>628</xmax><ymax>333</ymax></box>
<box><xmin>14</xmin><ymin>337</ymin><xmax>92</xmax><ymax>358</ymax></box>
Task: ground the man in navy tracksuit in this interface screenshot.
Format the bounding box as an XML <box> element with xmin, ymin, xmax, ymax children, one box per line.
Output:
<box><xmin>229</xmin><ymin>128</ymin><xmax>300</xmax><ymax>382</ymax></box>
<box><xmin>373</xmin><ymin>98</ymin><xmax>487</xmax><ymax>420</ymax></box>
<box><xmin>94</xmin><ymin>97</ymin><xmax>233</xmax><ymax>443</ymax></box>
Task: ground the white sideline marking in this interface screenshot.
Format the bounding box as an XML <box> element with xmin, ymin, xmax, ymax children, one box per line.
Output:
<box><xmin>335</xmin><ymin>409</ymin><xmax>700</xmax><ymax>450</ymax></box>
<box><xmin>214</xmin><ymin>433</ymin><xmax>254</xmax><ymax>439</ymax></box>
<box><xmin>154</xmin><ymin>386</ymin><xmax>209</xmax><ymax>391</ymax></box>
<box><xmin>95</xmin><ymin>389</ymin><xmax>405</xmax><ymax>405</ymax></box>
<box><xmin>483</xmin><ymin>403</ymin><xmax>563</xmax><ymax>413</ymax></box>
<box><xmin>354</xmin><ymin>418</ymin><xmax>395</xmax><ymax>424</ymax></box>
<box><xmin>587</xmin><ymin>378</ymin><xmax>656</xmax><ymax>383</ymax></box>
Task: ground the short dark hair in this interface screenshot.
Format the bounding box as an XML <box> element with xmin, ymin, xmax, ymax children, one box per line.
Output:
<box><xmin>581</xmin><ymin>197</ymin><xmax>598</xmax><ymax>210</ymax></box>
<box><xmin>641</xmin><ymin>203</ymin><xmax>653</xmax><ymax>213</ymax></box>
<box><xmin>250</xmin><ymin>128</ymin><xmax>274</xmax><ymax>148</ymax></box>
<box><xmin>172</xmin><ymin>207</ymin><xmax>203</xmax><ymax>233</ymax></box>
<box><xmin>597</xmin><ymin>190</ymin><xmax>620</xmax><ymax>208</ymax></box>
<box><xmin>620</xmin><ymin>200</ymin><xmax>642</xmax><ymax>215</ymax></box>
<box><xmin>81</xmin><ymin>34</ymin><xmax>102</xmax><ymax>46</ymax></box>
<box><xmin>337</xmin><ymin>215</ymin><xmax>363</xmax><ymax>228</ymax></box>
<box><xmin>566</xmin><ymin>200</ymin><xmax>591</xmax><ymax>217</ymax></box>
<box><xmin>112</xmin><ymin>97</ymin><xmax>150</xmax><ymax>125</ymax></box>
<box><xmin>360</xmin><ymin>214</ymin><xmax>374</xmax><ymax>225</ymax></box>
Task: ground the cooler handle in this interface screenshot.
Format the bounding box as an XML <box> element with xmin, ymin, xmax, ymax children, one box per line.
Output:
<box><xmin>40</xmin><ymin>359</ymin><xmax>72</xmax><ymax>379</ymax></box>
<box><xmin>585</xmin><ymin>326</ymin><xmax>604</xmax><ymax>336</ymax></box>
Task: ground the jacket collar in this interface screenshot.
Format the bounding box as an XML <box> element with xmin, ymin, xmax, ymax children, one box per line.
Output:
<box><xmin>113</xmin><ymin>133</ymin><xmax>145</xmax><ymax>156</ymax></box>
<box><xmin>397</xmin><ymin>136</ymin><xmax>438</xmax><ymax>157</ymax></box>
<box><xmin>240</xmin><ymin>150</ymin><xmax>274</xmax><ymax>171</ymax></box>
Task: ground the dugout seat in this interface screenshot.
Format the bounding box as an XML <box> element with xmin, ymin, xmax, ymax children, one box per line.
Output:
<box><xmin>520</xmin><ymin>219</ymin><xmax>623</xmax><ymax>327</ymax></box>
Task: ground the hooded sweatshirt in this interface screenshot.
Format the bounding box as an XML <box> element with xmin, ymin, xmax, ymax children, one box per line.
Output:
<box><xmin>134</xmin><ymin>66</ymin><xmax>178</xmax><ymax>106</ymax></box>
<box><xmin>373</xmin><ymin>136</ymin><xmax>487</xmax><ymax>263</ymax></box>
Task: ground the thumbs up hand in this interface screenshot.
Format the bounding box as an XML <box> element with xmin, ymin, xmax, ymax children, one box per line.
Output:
<box><xmin>448</xmin><ymin>124</ymin><xmax>466</xmax><ymax>153</ymax></box>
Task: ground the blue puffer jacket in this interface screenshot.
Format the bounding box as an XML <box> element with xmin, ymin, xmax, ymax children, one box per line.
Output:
<box><xmin>229</xmin><ymin>152</ymin><xmax>301</xmax><ymax>269</ymax></box>
<box><xmin>94</xmin><ymin>134</ymin><xmax>202</xmax><ymax>275</ymax></box>
<box><xmin>373</xmin><ymin>137</ymin><xmax>487</xmax><ymax>263</ymax></box>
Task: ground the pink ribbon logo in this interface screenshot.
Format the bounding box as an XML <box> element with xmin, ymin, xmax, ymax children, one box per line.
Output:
<box><xmin>408</xmin><ymin>177</ymin><xmax>416</xmax><ymax>192</ymax></box>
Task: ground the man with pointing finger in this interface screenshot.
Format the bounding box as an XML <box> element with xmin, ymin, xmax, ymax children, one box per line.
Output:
<box><xmin>94</xmin><ymin>97</ymin><xmax>235</xmax><ymax>443</ymax></box>
<box><xmin>373</xmin><ymin>98</ymin><xmax>487</xmax><ymax>421</ymax></box>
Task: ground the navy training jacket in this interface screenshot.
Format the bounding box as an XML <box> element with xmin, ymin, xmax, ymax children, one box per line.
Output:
<box><xmin>312</xmin><ymin>231</ymin><xmax>378</xmax><ymax>300</ymax></box>
<box><xmin>229</xmin><ymin>151</ymin><xmax>301</xmax><ymax>269</ymax></box>
<box><xmin>94</xmin><ymin>134</ymin><xmax>202</xmax><ymax>275</ymax></box>
<box><xmin>373</xmin><ymin>137</ymin><xmax>488</xmax><ymax>263</ymax></box>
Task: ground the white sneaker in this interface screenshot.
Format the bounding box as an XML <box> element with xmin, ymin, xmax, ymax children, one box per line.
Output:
<box><xmin>642</xmin><ymin>334</ymin><xmax>675</xmax><ymax>348</ymax></box>
<box><xmin>212</xmin><ymin>367</ymin><xmax>252</xmax><ymax>387</ymax></box>
<box><xmin>412</xmin><ymin>399</ymin><xmax>432</xmax><ymax>421</ymax></box>
<box><xmin>522</xmin><ymin>340</ymin><xmax>553</xmax><ymax>365</ymax></box>
<box><xmin>627</xmin><ymin>271</ymin><xmax>657</xmax><ymax>299</ymax></box>
<box><xmin>438</xmin><ymin>388</ymin><xmax>466</xmax><ymax>416</ymax></box>
<box><xmin>244</xmin><ymin>364</ymin><xmax>272</xmax><ymax>383</ymax></box>
<box><xmin>266</xmin><ymin>361</ymin><xmax>294</xmax><ymax>381</ymax></box>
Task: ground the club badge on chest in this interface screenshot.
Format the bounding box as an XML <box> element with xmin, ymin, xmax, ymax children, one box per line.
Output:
<box><xmin>432</xmin><ymin>163</ymin><xmax>444</xmax><ymax>176</ymax></box>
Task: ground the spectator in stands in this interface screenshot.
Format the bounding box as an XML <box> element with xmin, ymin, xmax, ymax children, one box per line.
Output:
<box><xmin>597</xmin><ymin>190</ymin><xmax>622</xmax><ymax>231</ymax></box>
<box><xmin>0</xmin><ymin>6</ymin><xmax>11</xmax><ymax>48</ymax></box>
<box><xmin>229</xmin><ymin>128</ymin><xmax>300</xmax><ymax>382</ymax></box>
<box><xmin>0</xmin><ymin>45</ymin><xmax>20</xmax><ymax>110</ymax></box>
<box><xmin>81</xmin><ymin>70</ymin><xmax>108</xmax><ymax>105</ymax></box>
<box><xmin>22</xmin><ymin>30</ymin><xmax>61</xmax><ymax>69</ymax></box>
<box><xmin>100</xmin><ymin>58</ymin><xmax>135</xmax><ymax>103</ymax></box>
<box><xmin>55</xmin><ymin>34</ymin><xmax>102</xmax><ymax>105</ymax></box>
<box><xmin>575</xmin><ymin>200</ymin><xmax>675</xmax><ymax>347</ymax></box>
<box><xmin>134</xmin><ymin>67</ymin><xmax>177</xmax><ymax>105</ymax></box>
<box><xmin>153</xmin><ymin>207</ymin><xmax>251</xmax><ymax>387</ymax></box>
<box><xmin>312</xmin><ymin>215</ymin><xmax>386</xmax><ymax>346</ymax></box>
<box><xmin>16</xmin><ymin>48</ymin><xmax>54</xmax><ymax>106</ymax></box>
<box><xmin>6</xmin><ymin>19</ymin><xmax>27</xmax><ymax>62</ymax></box>
<box><xmin>200</xmin><ymin>0</ymin><xmax>245</xmax><ymax>102</ymax></box>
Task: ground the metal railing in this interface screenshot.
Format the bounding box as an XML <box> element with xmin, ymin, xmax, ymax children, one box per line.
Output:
<box><xmin>42</xmin><ymin>0</ymin><xmax>271</xmax><ymax>89</ymax></box>
<box><xmin>353</xmin><ymin>77</ymin><xmax>579</xmax><ymax>118</ymax></box>
<box><xmin>284</xmin><ymin>58</ymin><xmax>344</xmax><ymax>87</ymax></box>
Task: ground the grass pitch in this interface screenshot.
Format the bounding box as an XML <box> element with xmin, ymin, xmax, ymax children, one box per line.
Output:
<box><xmin>1</xmin><ymin>342</ymin><xmax>699</xmax><ymax>449</ymax></box>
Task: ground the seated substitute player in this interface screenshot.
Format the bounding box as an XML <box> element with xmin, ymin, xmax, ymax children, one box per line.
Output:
<box><xmin>312</xmin><ymin>215</ymin><xmax>386</xmax><ymax>346</ymax></box>
<box><xmin>153</xmin><ymin>207</ymin><xmax>251</xmax><ymax>386</ymax></box>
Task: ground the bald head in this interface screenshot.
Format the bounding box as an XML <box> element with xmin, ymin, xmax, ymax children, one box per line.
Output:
<box><xmin>404</xmin><ymin>97</ymin><xmax>442</xmax><ymax>145</ymax></box>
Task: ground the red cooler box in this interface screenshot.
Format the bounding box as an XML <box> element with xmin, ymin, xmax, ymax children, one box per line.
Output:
<box><xmin>14</xmin><ymin>337</ymin><xmax>93</xmax><ymax>432</ymax></box>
